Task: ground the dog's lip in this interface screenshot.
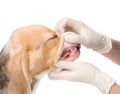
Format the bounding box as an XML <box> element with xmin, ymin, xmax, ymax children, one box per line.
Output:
<box><xmin>60</xmin><ymin>44</ymin><xmax>81</xmax><ymax>60</ymax></box>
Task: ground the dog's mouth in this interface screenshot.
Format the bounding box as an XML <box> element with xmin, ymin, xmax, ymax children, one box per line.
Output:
<box><xmin>60</xmin><ymin>43</ymin><xmax>81</xmax><ymax>61</ymax></box>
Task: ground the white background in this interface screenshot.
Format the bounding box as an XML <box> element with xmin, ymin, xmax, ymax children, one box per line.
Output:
<box><xmin>0</xmin><ymin>0</ymin><xmax>120</xmax><ymax>94</ymax></box>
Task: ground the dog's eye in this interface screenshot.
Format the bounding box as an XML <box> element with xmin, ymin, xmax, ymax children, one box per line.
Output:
<box><xmin>48</xmin><ymin>35</ymin><xmax>57</xmax><ymax>40</ymax></box>
<box><xmin>46</xmin><ymin>35</ymin><xmax>58</xmax><ymax>48</ymax></box>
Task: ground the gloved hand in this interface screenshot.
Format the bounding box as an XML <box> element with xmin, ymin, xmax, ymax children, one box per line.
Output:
<box><xmin>48</xmin><ymin>61</ymin><xmax>115</xmax><ymax>94</ymax></box>
<box><xmin>55</xmin><ymin>18</ymin><xmax>112</xmax><ymax>54</ymax></box>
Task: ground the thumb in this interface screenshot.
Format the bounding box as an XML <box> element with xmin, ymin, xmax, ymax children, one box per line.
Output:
<box><xmin>56</xmin><ymin>61</ymin><xmax>74</xmax><ymax>70</ymax></box>
<box><xmin>64</xmin><ymin>32</ymin><xmax>81</xmax><ymax>44</ymax></box>
<box><xmin>48</xmin><ymin>61</ymin><xmax>75</xmax><ymax>80</ymax></box>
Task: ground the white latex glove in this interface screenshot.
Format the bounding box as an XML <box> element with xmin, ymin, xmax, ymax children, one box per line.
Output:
<box><xmin>48</xmin><ymin>61</ymin><xmax>115</xmax><ymax>94</ymax></box>
<box><xmin>55</xmin><ymin>18</ymin><xmax>112</xmax><ymax>53</ymax></box>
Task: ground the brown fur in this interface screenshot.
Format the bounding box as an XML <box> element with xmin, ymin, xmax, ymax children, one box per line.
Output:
<box><xmin>0</xmin><ymin>25</ymin><xmax>64</xmax><ymax>94</ymax></box>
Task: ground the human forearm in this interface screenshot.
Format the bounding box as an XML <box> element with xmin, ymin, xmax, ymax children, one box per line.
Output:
<box><xmin>109</xmin><ymin>83</ymin><xmax>120</xmax><ymax>94</ymax></box>
<box><xmin>103</xmin><ymin>39</ymin><xmax>120</xmax><ymax>65</ymax></box>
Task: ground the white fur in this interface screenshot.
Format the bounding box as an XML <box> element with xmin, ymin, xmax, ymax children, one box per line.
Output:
<box><xmin>31</xmin><ymin>70</ymin><xmax>50</xmax><ymax>94</ymax></box>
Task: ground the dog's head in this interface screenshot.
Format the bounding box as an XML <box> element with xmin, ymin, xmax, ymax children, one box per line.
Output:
<box><xmin>0</xmin><ymin>25</ymin><xmax>80</xmax><ymax>94</ymax></box>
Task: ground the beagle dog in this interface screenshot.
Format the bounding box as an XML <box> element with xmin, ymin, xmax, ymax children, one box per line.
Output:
<box><xmin>0</xmin><ymin>25</ymin><xmax>80</xmax><ymax>94</ymax></box>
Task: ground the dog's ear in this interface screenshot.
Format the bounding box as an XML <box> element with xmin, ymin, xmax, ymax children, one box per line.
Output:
<box><xmin>6</xmin><ymin>49</ymin><xmax>31</xmax><ymax>94</ymax></box>
<box><xmin>0</xmin><ymin>48</ymin><xmax>9</xmax><ymax>93</ymax></box>
<box><xmin>41</xmin><ymin>34</ymin><xmax>64</xmax><ymax>70</ymax></box>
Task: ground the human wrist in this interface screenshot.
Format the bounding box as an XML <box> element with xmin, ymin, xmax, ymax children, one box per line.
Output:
<box><xmin>109</xmin><ymin>83</ymin><xmax>120</xmax><ymax>94</ymax></box>
<box><xmin>93</xmin><ymin>68</ymin><xmax>115</xmax><ymax>94</ymax></box>
<box><xmin>93</xmin><ymin>35</ymin><xmax>112</xmax><ymax>54</ymax></box>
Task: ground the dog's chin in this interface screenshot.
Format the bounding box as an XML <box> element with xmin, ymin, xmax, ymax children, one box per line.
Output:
<box><xmin>60</xmin><ymin>43</ymin><xmax>81</xmax><ymax>61</ymax></box>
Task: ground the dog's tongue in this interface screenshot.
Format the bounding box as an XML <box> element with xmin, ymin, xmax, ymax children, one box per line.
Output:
<box><xmin>61</xmin><ymin>48</ymin><xmax>71</xmax><ymax>59</ymax></box>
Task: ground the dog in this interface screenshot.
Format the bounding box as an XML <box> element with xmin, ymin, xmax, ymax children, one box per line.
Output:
<box><xmin>0</xmin><ymin>25</ymin><xmax>80</xmax><ymax>94</ymax></box>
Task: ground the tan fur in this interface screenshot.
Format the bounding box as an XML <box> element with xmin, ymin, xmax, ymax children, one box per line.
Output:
<box><xmin>0</xmin><ymin>25</ymin><xmax>64</xmax><ymax>94</ymax></box>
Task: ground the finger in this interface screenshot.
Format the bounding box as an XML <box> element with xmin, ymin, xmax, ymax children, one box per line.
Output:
<box><xmin>64</xmin><ymin>32</ymin><xmax>81</xmax><ymax>44</ymax></box>
<box><xmin>48</xmin><ymin>70</ymin><xmax>71</xmax><ymax>80</ymax></box>
<box><xmin>55</xmin><ymin>25</ymin><xmax>65</xmax><ymax>35</ymax></box>
<box><xmin>56</xmin><ymin>61</ymin><xmax>75</xmax><ymax>70</ymax></box>
<box><xmin>55</xmin><ymin>18</ymin><xmax>69</xmax><ymax>34</ymax></box>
